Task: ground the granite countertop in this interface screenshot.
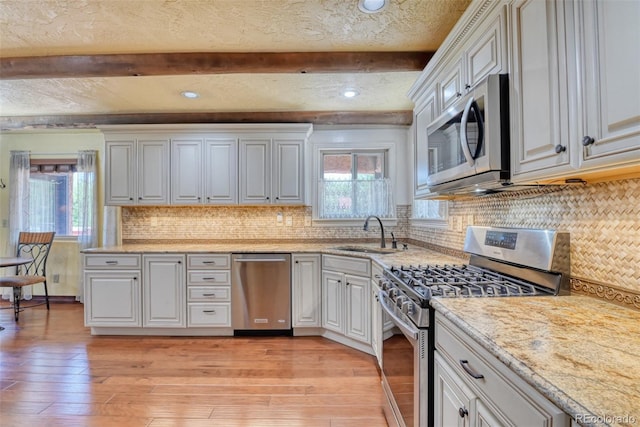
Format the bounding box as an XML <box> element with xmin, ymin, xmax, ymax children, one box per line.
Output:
<box><xmin>83</xmin><ymin>241</ymin><xmax>467</xmax><ymax>268</ymax></box>
<box><xmin>431</xmin><ymin>296</ymin><xmax>640</xmax><ymax>427</ymax></box>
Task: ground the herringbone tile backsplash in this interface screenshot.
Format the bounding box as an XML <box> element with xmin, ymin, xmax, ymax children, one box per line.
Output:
<box><xmin>122</xmin><ymin>178</ymin><xmax>639</xmax><ymax>298</ymax></box>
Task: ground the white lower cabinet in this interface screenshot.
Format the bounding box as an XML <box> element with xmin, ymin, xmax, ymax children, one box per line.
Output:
<box><xmin>143</xmin><ymin>254</ymin><xmax>186</xmax><ymax>328</ymax></box>
<box><xmin>321</xmin><ymin>255</ymin><xmax>371</xmax><ymax>350</ymax></box>
<box><xmin>84</xmin><ymin>254</ymin><xmax>142</xmax><ymax>327</ymax></box>
<box><xmin>292</xmin><ymin>254</ymin><xmax>321</xmax><ymax>328</ymax></box>
<box><xmin>186</xmin><ymin>254</ymin><xmax>231</xmax><ymax>328</ymax></box>
<box><xmin>434</xmin><ymin>313</ymin><xmax>569</xmax><ymax>427</ymax></box>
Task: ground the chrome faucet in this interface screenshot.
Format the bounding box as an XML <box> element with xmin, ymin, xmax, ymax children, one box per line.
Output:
<box><xmin>363</xmin><ymin>215</ymin><xmax>386</xmax><ymax>248</ymax></box>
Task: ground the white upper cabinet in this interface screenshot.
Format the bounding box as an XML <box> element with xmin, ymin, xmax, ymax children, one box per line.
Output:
<box><xmin>171</xmin><ymin>137</ymin><xmax>238</xmax><ymax>205</ymax></box>
<box><xmin>239</xmin><ymin>138</ymin><xmax>272</xmax><ymax>204</ymax></box>
<box><xmin>576</xmin><ymin>0</ymin><xmax>640</xmax><ymax>170</ymax></box>
<box><xmin>171</xmin><ymin>138</ymin><xmax>203</xmax><ymax>204</ymax></box>
<box><xmin>509</xmin><ymin>0</ymin><xmax>573</xmax><ymax>179</ymax></box>
<box><xmin>204</xmin><ymin>138</ymin><xmax>238</xmax><ymax>204</ymax></box>
<box><xmin>239</xmin><ymin>138</ymin><xmax>305</xmax><ymax>205</ymax></box>
<box><xmin>105</xmin><ymin>139</ymin><xmax>136</xmax><ymax>205</ymax></box>
<box><xmin>105</xmin><ymin>136</ymin><xmax>170</xmax><ymax>205</ymax></box>
<box><xmin>103</xmin><ymin>124</ymin><xmax>311</xmax><ymax>206</ymax></box>
<box><xmin>137</xmin><ymin>138</ymin><xmax>170</xmax><ymax>204</ymax></box>
<box><xmin>414</xmin><ymin>88</ymin><xmax>438</xmax><ymax>198</ymax></box>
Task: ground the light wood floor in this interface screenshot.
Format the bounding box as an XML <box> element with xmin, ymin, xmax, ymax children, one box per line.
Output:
<box><xmin>0</xmin><ymin>302</ymin><xmax>388</xmax><ymax>427</ymax></box>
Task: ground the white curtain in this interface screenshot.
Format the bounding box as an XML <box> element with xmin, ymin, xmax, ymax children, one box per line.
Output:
<box><xmin>318</xmin><ymin>178</ymin><xmax>396</xmax><ymax>219</ymax></box>
<box><xmin>76</xmin><ymin>150</ymin><xmax>98</xmax><ymax>303</ymax></box>
<box><xmin>3</xmin><ymin>151</ymin><xmax>31</xmax><ymax>300</ymax></box>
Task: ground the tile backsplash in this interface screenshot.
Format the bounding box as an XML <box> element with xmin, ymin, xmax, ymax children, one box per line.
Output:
<box><xmin>122</xmin><ymin>178</ymin><xmax>639</xmax><ymax>302</ymax></box>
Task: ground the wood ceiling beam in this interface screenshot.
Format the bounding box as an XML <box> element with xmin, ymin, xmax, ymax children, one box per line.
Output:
<box><xmin>0</xmin><ymin>111</ymin><xmax>413</xmax><ymax>130</ymax></box>
<box><xmin>0</xmin><ymin>51</ymin><xmax>433</xmax><ymax>79</ymax></box>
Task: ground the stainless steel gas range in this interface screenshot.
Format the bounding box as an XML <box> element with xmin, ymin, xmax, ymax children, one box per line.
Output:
<box><xmin>378</xmin><ymin>226</ymin><xmax>570</xmax><ymax>427</ymax></box>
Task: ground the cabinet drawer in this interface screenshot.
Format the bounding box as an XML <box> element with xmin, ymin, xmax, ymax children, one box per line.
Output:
<box><xmin>435</xmin><ymin>316</ymin><xmax>560</xmax><ymax>425</ymax></box>
<box><xmin>187</xmin><ymin>254</ymin><xmax>230</xmax><ymax>269</ymax></box>
<box><xmin>188</xmin><ymin>303</ymin><xmax>231</xmax><ymax>327</ymax></box>
<box><xmin>84</xmin><ymin>254</ymin><xmax>141</xmax><ymax>269</ymax></box>
<box><xmin>188</xmin><ymin>286</ymin><xmax>230</xmax><ymax>302</ymax></box>
<box><xmin>188</xmin><ymin>271</ymin><xmax>230</xmax><ymax>285</ymax></box>
<box><xmin>322</xmin><ymin>255</ymin><xmax>370</xmax><ymax>277</ymax></box>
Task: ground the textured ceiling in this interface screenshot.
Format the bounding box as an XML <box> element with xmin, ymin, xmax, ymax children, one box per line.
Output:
<box><xmin>0</xmin><ymin>0</ymin><xmax>471</xmax><ymax>126</ymax></box>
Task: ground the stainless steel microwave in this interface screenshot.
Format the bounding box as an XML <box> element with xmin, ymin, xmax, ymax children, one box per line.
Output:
<box><xmin>425</xmin><ymin>74</ymin><xmax>510</xmax><ymax>195</ymax></box>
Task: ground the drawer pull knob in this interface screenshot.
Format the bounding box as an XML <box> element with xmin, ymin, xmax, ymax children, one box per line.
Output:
<box><xmin>460</xmin><ymin>359</ymin><xmax>484</xmax><ymax>379</ymax></box>
<box><xmin>459</xmin><ymin>407</ymin><xmax>468</xmax><ymax>418</ymax></box>
<box><xmin>203</xmin><ymin>310</ymin><xmax>217</xmax><ymax>314</ymax></box>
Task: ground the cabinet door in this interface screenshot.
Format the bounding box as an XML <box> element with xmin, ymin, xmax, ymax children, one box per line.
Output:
<box><xmin>578</xmin><ymin>0</ymin><xmax>640</xmax><ymax>167</ymax></box>
<box><xmin>344</xmin><ymin>274</ymin><xmax>370</xmax><ymax>344</ymax></box>
<box><xmin>414</xmin><ymin>89</ymin><xmax>438</xmax><ymax>198</ymax></box>
<box><xmin>143</xmin><ymin>255</ymin><xmax>186</xmax><ymax>327</ymax></box>
<box><xmin>204</xmin><ymin>138</ymin><xmax>238</xmax><ymax>204</ymax></box>
<box><xmin>105</xmin><ymin>140</ymin><xmax>136</xmax><ymax>205</ymax></box>
<box><xmin>475</xmin><ymin>400</ymin><xmax>505</xmax><ymax>427</ymax></box>
<box><xmin>321</xmin><ymin>270</ymin><xmax>344</xmax><ymax>334</ymax></box>
<box><xmin>84</xmin><ymin>271</ymin><xmax>141</xmax><ymax>327</ymax></box>
<box><xmin>239</xmin><ymin>139</ymin><xmax>271</xmax><ymax>204</ymax></box>
<box><xmin>510</xmin><ymin>0</ymin><xmax>573</xmax><ymax>179</ymax></box>
<box><xmin>465</xmin><ymin>7</ymin><xmax>507</xmax><ymax>90</ymax></box>
<box><xmin>137</xmin><ymin>138</ymin><xmax>170</xmax><ymax>204</ymax></box>
<box><xmin>292</xmin><ymin>254</ymin><xmax>321</xmax><ymax>328</ymax></box>
<box><xmin>273</xmin><ymin>140</ymin><xmax>304</xmax><ymax>204</ymax></box>
<box><xmin>171</xmin><ymin>138</ymin><xmax>203</xmax><ymax>204</ymax></box>
<box><xmin>440</xmin><ymin>59</ymin><xmax>464</xmax><ymax>111</ymax></box>
<box><xmin>434</xmin><ymin>352</ymin><xmax>473</xmax><ymax>427</ymax></box>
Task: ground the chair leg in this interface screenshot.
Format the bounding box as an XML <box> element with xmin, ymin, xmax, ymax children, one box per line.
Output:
<box><xmin>43</xmin><ymin>280</ymin><xmax>50</xmax><ymax>310</ymax></box>
<box><xmin>12</xmin><ymin>287</ymin><xmax>21</xmax><ymax>321</ymax></box>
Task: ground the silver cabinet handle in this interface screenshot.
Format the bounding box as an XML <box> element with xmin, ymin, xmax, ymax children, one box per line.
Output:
<box><xmin>459</xmin><ymin>360</ymin><xmax>484</xmax><ymax>379</ymax></box>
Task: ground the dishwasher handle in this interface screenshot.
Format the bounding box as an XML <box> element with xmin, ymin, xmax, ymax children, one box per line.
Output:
<box><xmin>233</xmin><ymin>258</ymin><xmax>288</xmax><ymax>263</ymax></box>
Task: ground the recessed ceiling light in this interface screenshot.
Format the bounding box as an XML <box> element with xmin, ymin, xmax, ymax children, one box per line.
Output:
<box><xmin>343</xmin><ymin>89</ymin><xmax>360</xmax><ymax>98</ymax></box>
<box><xmin>358</xmin><ymin>0</ymin><xmax>386</xmax><ymax>13</ymax></box>
<box><xmin>181</xmin><ymin>91</ymin><xmax>199</xmax><ymax>99</ymax></box>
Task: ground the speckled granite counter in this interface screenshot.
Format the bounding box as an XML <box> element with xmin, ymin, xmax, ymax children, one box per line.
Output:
<box><xmin>83</xmin><ymin>241</ymin><xmax>466</xmax><ymax>269</ymax></box>
<box><xmin>431</xmin><ymin>296</ymin><xmax>640</xmax><ymax>427</ymax></box>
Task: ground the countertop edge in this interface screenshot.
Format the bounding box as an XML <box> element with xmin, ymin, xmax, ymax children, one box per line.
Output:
<box><xmin>430</xmin><ymin>298</ymin><xmax>599</xmax><ymax>426</ymax></box>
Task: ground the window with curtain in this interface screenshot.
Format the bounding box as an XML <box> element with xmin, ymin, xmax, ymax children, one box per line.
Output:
<box><xmin>412</xmin><ymin>199</ymin><xmax>448</xmax><ymax>223</ymax></box>
<box><xmin>28</xmin><ymin>159</ymin><xmax>92</xmax><ymax>237</ymax></box>
<box><xmin>318</xmin><ymin>151</ymin><xmax>395</xmax><ymax>219</ymax></box>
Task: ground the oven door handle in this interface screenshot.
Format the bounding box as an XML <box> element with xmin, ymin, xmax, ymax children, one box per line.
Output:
<box><xmin>378</xmin><ymin>290</ymin><xmax>419</xmax><ymax>341</ymax></box>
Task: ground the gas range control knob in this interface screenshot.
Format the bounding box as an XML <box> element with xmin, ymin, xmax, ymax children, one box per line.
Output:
<box><xmin>395</xmin><ymin>295</ymin><xmax>406</xmax><ymax>308</ymax></box>
<box><xmin>402</xmin><ymin>300</ymin><xmax>415</xmax><ymax>316</ymax></box>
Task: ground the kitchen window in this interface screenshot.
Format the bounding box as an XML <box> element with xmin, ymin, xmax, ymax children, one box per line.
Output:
<box><xmin>412</xmin><ymin>199</ymin><xmax>448</xmax><ymax>225</ymax></box>
<box><xmin>28</xmin><ymin>159</ymin><xmax>92</xmax><ymax>237</ymax></box>
<box><xmin>318</xmin><ymin>150</ymin><xmax>395</xmax><ymax>219</ymax></box>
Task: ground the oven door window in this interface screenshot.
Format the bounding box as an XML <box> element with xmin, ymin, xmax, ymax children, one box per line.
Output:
<box><xmin>383</xmin><ymin>331</ymin><xmax>415</xmax><ymax>426</ymax></box>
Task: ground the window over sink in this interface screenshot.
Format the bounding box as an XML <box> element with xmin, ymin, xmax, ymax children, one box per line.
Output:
<box><xmin>317</xmin><ymin>150</ymin><xmax>395</xmax><ymax>220</ymax></box>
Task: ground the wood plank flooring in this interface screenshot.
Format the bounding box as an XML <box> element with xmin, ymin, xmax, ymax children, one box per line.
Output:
<box><xmin>0</xmin><ymin>302</ymin><xmax>388</xmax><ymax>426</ymax></box>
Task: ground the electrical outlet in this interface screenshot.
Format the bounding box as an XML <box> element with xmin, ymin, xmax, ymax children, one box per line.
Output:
<box><xmin>52</xmin><ymin>274</ymin><xmax>60</xmax><ymax>283</ymax></box>
<box><xmin>276</xmin><ymin>213</ymin><xmax>283</xmax><ymax>226</ymax></box>
<box><xmin>285</xmin><ymin>216</ymin><xmax>293</xmax><ymax>226</ymax></box>
<box><xmin>1</xmin><ymin>219</ymin><xmax>7</xmax><ymax>228</ymax></box>
<box><xmin>304</xmin><ymin>216</ymin><xmax>312</xmax><ymax>227</ymax></box>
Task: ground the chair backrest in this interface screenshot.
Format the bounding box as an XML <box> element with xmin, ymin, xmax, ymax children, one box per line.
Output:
<box><xmin>16</xmin><ymin>232</ymin><xmax>55</xmax><ymax>276</ymax></box>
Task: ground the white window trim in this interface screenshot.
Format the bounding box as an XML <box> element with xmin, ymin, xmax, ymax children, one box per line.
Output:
<box><xmin>311</xmin><ymin>139</ymin><xmax>398</xmax><ymax>223</ymax></box>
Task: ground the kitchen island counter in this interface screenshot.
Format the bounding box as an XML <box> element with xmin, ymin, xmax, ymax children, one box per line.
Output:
<box><xmin>431</xmin><ymin>296</ymin><xmax>640</xmax><ymax>427</ymax></box>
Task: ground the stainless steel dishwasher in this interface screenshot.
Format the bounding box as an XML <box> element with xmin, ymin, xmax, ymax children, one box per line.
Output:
<box><xmin>231</xmin><ymin>253</ymin><xmax>291</xmax><ymax>334</ymax></box>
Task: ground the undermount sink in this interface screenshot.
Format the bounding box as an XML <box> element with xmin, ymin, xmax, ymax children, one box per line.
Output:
<box><xmin>333</xmin><ymin>246</ymin><xmax>398</xmax><ymax>255</ymax></box>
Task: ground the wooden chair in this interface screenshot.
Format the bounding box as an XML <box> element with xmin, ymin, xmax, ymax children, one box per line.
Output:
<box><xmin>0</xmin><ymin>231</ymin><xmax>55</xmax><ymax>321</ymax></box>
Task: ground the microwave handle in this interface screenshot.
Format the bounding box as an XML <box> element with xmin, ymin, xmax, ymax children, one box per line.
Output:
<box><xmin>460</xmin><ymin>97</ymin><xmax>476</xmax><ymax>167</ymax></box>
